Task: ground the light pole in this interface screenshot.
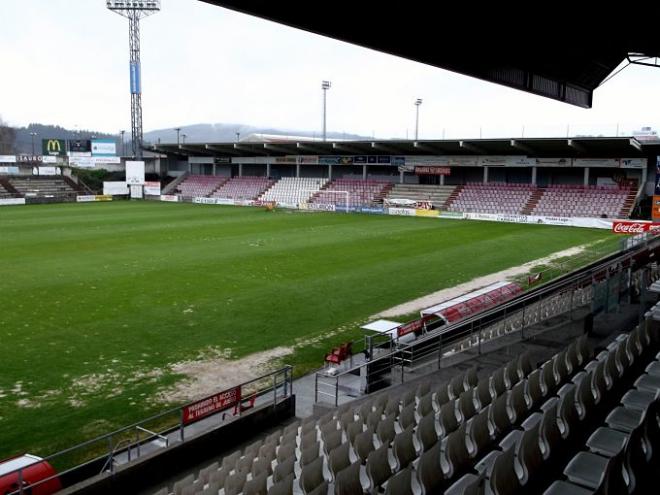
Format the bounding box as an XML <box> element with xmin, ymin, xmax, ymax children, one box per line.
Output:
<box><xmin>174</xmin><ymin>127</ymin><xmax>181</xmax><ymax>146</ymax></box>
<box><xmin>120</xmin><ymin>130</ymin><xmax>126</xmax><ymax>156</ymax></box>
<box><xmin>236</xmin><ymin>132</ymin><xmax>240</xmax><ymax>143</ymax></box>
<box><xmin>182</xmin><ymin>134</ymin><xmax>187</xmax><ymax>144</ymax></box>
<box><xmin>322</xmin><ymin>80</ymin><xmax>331</xmax><ymax>141</ymax></box>
<box><xmin>29</xmin><ymin>132</ymin><xmax>37</xmax><ymax>155</ymax></box>
<box><xmin>414</xmin><ymin>98</ymin><xmax>423</xmax><ymax>140</ymax></box>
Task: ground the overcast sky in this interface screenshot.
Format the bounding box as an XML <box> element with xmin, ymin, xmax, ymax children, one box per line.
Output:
<box><xmin>2</xmin><ymin>0</ymin><xmax>660</xmax><ymax>141</ymax></box>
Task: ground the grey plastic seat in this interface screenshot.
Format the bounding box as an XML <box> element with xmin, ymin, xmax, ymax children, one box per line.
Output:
<box><xmin>450</xmin><ymin>372</ymin><xmax>467</xmax><ymax>398</ymax></box>
<box><xmin>508</xmin><ymin>381</ymin><xmax>530</xmax><ymax>424</ymax></box>
<box><xmin>645</xmin><ymin>360</ymin><xmax>660</xmax><ymax>376</ymax></box>
<box><xmin>209</xmin><ymin>468</ymin><xmax>228</xmax><ymax>488</ymax></box>
<box><xmin>577</xmin><ymin>334</ymin><xmax>593</xmax><ymax>365</ymax></box>
<box><xmin>566</xmin><ymin>342</ymin><xmax>581</xmax><ymax>374</ymax></box>
<box><xmin>465</xmin><ymin>409</ymin><xmax>492</xmax><ymax>459</ymax></box>
<box><xmin>198</xmin><ymin>462</ymin><xmax>219</xmax><ymax>485</ymax></box>
<box><xmin>376</xmin><ymin>416</ymin><xmax>396</xmax><ymax>447</ymax></box>
<box><xmin>384</xmin><ymin>466</ymin><xmax>413</xmax><ymax>495</ymax></box>
<box><xmin>606</xmin><ymin>406</ymin><xmax>644</xmax><ymax>434</ymax></box>
<box><xmin>300</xmin><ymin>443</ymin><xmax>320</xmax><ymax>467</ymax></box>
<box><xmin>563</xmin><ymin>451</ymin><xmax>627</xmax><ymax>494</ymax></box>
<box><xmin>575</xmin><ymin>371</ymin><xmax>596</xmax><ymax>421</ymax></box>
<box><xmin>465</xmin><ymin>367</ymin><xmax>479</xmax><ymax>389</ymax></box>
<box><xmin>299</xmin><ymin>456</ymin><xmax>325</xmax><ymax>495</ymax></box>
<box><xmin>504</xmin><ymin>360</ymin><xmax>520</xmax><ymax>390</ymax></box>
<box><xmin>527</xmin><ymin>369</ymin><xmax>544</xmax><ymax>408</ymax></box>
<box><xmin>365</xmin><ymin>410</ymin><xmax>381</xmax><ymax>432</ymax></box>
<box><xmin>273</xmin><ymin>457</ymin><xmax>295</xmax><ymax>483</ymax></box>
<box><xmin>393</xmin><ymin>425</ymin><xmax>418</xmax><ymax>470</ymax></box>
<box><xmin>457</xmin><ymin>389</ymin><xmax>477</xmax><ymax>422</ymax></box>
<box><xmin>490</xmin><ymin>368</ymin><xmax>507</xmax><ymax>399</ymax></box>
<box><xmin>266</xmin><ymin>429</ymin><xmax>282</xmax><ymax>446</ymax></box>
<box><xmin>222</xmin><ymin>450</ymin><xmax>241</xmax><ymax>471</ymax></box>
<box><xmin>517</xmin><ymin>422</ymin><xmax>543</xmax><ymax>486</ymax></box>
<box><xmin>621</xmin><ymin>389</ymin><xmax>659</xmax><ymax>411</ymax></box>
<box><xmin>280</xmin><ymin>430</ymin><xmax>298</xmax><ymax>448</ymax></box>
<box><xmin>283</xmin><ymin>420</ymin><xmax>300</xmax><ymax>436</ymax></box>
<box><xmin>518</xmin><ymin>352</ymin><xmax>534</xmax><ymax>378</ymax></box>
<box><xmin>440</xmin><ymin>423</ymin><xmax>470</xmax><ymax>479</ymax></box>
<box><xmin>345</xmin><ymin>420</ymin><xmax>363</xmax><ymax>446</ymax></box>
<box><xmin>399</xmin><ymin>402</ymin><xmax>417</xmax><ymax>430</ymax></box>
<box><xmin>489</xmin><ymin>445</ymin><xmax>520</xmax><ymax>495</ymax></box>
<box><xmin>224</xmin><ymin>471</ymin><xmax>247</xmax><ymax>495</ymax></box>
<box><xmin>416</xmin><ymin>442</ymin><xmax>445</xmax><ymax>495</ymax></box>
<box><xmin>402</xmin><ymin>389</ymin><xmax>416</xmax><ymax>407</ymax></box>
<box><xmin>416</xmin><ymin>411</ymin><xmax>438</xmax><ymax>452</ymax></box>
<box><xmin>417</xmin><ymin>381</ymin><xmax>432</xmax><ymax>397</ymax></box>
<box><xmin>553</xmin><ymin>351</ymin><xmax>570</xmax><ymax>385</ymax></box>
<box><xmin>475</xmin><ymin>379</ymin><xmax>493</xmax><ymax>410</ymax></box>
<box><xmin>334</xmin><ymin>461</ymin><xmax>363</xmax><ymax>495</ymax></box>
<box><xmin>268</xmin><ymin>472</ymin><xmax>294</xmax><ymax>495</ymax></box>
<box><xmin>557</xmin><ymin>384</ymin><xmax>578</xmax><ymax>439</ymax></box>
<box><xmin>542</xmin><ymin>480</ymin><xmax>593</xmax><ymax>495</ymax></box>
<box><xmin>180</xmin><ymin>484</ymin><xmax>196</xmax><ymax>495</ymax></box>
<box><xmin>244</xmin><ymin>471</ymin><xmax>268</xmax><ymax>495</ymax></box>
<box><xmin>436</xmin><ymin>399</ymin><xmax>460</xmax><ymax>437</ymax></box>
<box><xmin>445</xmin><ymin>472</ymin><xmax>485</xmax><ymax>495</ymax></box>
<box><xmin>488</xmin><ymin>394</ymin><xmax>511</xmax><ymax>437</ymax></box>
<box><xmin>540</xmin><ymin>361</ymin><xmax>557</xmax><ymax>396</ymax></box>
<box><xmin>322</xmin><ymin>428</ymin><xmax>343</xmax><ymax>456</ymax></box>
<box><xmin>173</xmin><ymin>474</ymin><xmax>194</xmax><ymax>495</ymax></box>
<box><xmin>245</xmin><ymin>439</ymin><xmax>263</xmax><ymax>458</ymax></box>
<box><xmin>353</xmin><ymin>427</ymin><xmax>375</xmax><ymax>462</ymax></box>
<box><xmin>328</xmin><ymin>442</ymin><xmax>351</xmax><ymax>480</ymax></box>
<box><xmin>384</xmin><ymin>396</ymin><xmax>400</xmax><ymax>417</ymax></box>
<box><xmin>252</xmin><ymin>457</ymin><xmax>273</xmax><ymax>478</ymax></box>
<box><xmin>277</xmin><ymin>442</ymin><xmax>296</xmax><ymax>463</ymax></box>
<box><xmin>151</xmin><ymin>489</ymin><xmax>168</xmax><ymax>495</ymax></box>
<box><xmin>259</xmin><ymin>443</ymin><xmax>277</xmax><ymax>462</ymax></box>
<box><xmin>307</xmin><ymin>481</ymin><xmax>329</xmax><ymax>495</ymax></box>
<box><xmin>301</xmin><ymin>429</ymin><xmax>318</xmax><ymax>452</ymax></box>
<box><xmin>417</xmin><ymin>392</ymin><xmax>434</xmax><ymax>418</ymax></box>
<box><xmin>539</xmin><ymin>403</ymin><xmax>562</xmax><ymax>461</ymax></box>
<box><xmin>365</xmin><ymin>444</ymin><xmax>392</xmax><ymax>491</ymax></box>
<box><xmin>593</xmin><ymin>360</ymin><xmax>609</xmax><ymax>402</ymax></box>
<box><xmin>634</xmin><ymin>373</ymin><xmax>660</xmax><ymax>393</ymax></box>
<box><xmin>200</xmin><ymin>481</ymin><xmax>220</xmax><ymax>495</ymax></box>
<box><xmin>586</xmin><ymin>426</ymin><xmax>628</xmax><ymax>457</ymax></box>
<box><xmin>615</xmin><ymin>341</ymin><xmax>631</xmax><ymax>375</ymax></box>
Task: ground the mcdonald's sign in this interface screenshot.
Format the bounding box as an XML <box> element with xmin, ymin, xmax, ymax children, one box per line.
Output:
<box><xmin>42</xmin><ymin>139</ymin><xmax>65</xmax><ymax>156</ymax></box>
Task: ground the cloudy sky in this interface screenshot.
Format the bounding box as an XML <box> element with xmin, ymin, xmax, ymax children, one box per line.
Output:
<box><xmin>2</xmin><ymin>0</ymin><xmax>660</xmax><ymax>140</ymax></box>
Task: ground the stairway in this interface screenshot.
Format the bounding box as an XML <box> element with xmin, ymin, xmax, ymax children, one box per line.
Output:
<box><xmin>385</xmin><ymin>183</ymin><xmax>458</xmax><ymax>208</ymax></box>
<box><xmin>522</xmin><ymin>188</ymin><xmax>544</xmax><ymax>215</ymax></box>
<box><xmin>442</xmin><ymin>185</ymin><xmax>463</xmax><ymax>210</ymax></box>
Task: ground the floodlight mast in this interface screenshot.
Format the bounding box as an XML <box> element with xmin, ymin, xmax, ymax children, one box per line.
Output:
<box><xmin>107</xmin><ymin>1</ymin><xmax>161</xmax><ymax>159</ymax></box>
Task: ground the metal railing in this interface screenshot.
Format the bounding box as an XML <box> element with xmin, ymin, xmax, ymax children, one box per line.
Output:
<box><xmin>5</xmin><ymin>366</ymin><xmax>293</xmax><ymax>495</ymax></box>
<box><xmin>315</xmin><ymin>234</ymin><xmax>660</xmax><ymax>406</ymax></box>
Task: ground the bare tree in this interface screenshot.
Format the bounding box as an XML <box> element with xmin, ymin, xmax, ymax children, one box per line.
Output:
<box><xmin>0</xmin><ymin>116</ymin><xmax>16</xmax><ymax>154</ymax></box>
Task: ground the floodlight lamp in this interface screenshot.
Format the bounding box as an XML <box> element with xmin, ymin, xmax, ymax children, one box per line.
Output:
<box><xmin>322</xmin><ymin>80</ymin><xmax>331</xmax><ymax>90</ymax></box>
<box><xmin>415</xmin><ymin>98</ymin><xmax>423</xmax><ymax>106</ymax></box>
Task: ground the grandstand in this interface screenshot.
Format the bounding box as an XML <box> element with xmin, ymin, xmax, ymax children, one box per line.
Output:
<box><xmin>211</xmin><ymin>177</ymin><xmax>275</xmax><ymax>201</ymax></box>
<box><xmin>447</xmin><ymin>183</ymin><xmax>536</xmax><ymax>215</ymax></box>
<box><xmin>385</xmin><ymin>184</ymin><xmax>456</xmax><ymax>209</ymax></box>
<box><xmin>531</xmin><ymin>184</ymin><xmax>635</xmax><ymax>219</ymax></box>
<box><xmin>175</xmin><ymin>175</ymin><xmax>228</xmax><ymax>198</ymax></box>
<box><xmin>259</xmin><ymin>177</ymin><xmax>328</xmax><ymax>206</ymax></box>
<box><xmin>309</xmin><ymin>180</ymin><xmax>392</xmax><ymax>208</ymax></box>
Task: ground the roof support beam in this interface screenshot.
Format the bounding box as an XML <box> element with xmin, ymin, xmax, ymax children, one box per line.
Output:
<box><xmin>459</xmin><ymin>141</ymin><xmax>485</xmax><ymax>154</ymax></box>
<box><xmin>413</xmin><ymin>141</ymin><xmax>445</xmax><ymax>154</ymax></box>
<box><xmin>371</xmin><ymin>142</ymin><xmax>405</xmax><ymax>154</ymax></box>
<box><xmin>263</xmin><ymin>143</ymin><xmax>291</xmax><ymax>154</ymax></box>
<box><xmin>332</xmin><ymin>142</ymin><xmax>366</xmax><ymax>154</ymax></box>
<box><xmin>179</xmin><ymin>145</ymin><xmax>213</xmax><ymax>155</ymax></box>
<box><xmin>567</xmin><ymin>139</ymin><xmax>586</xmax><ymax>153</ymax></box>
<box><xmin>510</xmin><ymin>139</ymin><xmax>534</xmax><ymax>155</ymax></box>
<box><xmin>234</xmin><ymin>143</ymin><xmax>268</xmax><ymax>155</ymax></box>
<box><xmin>296</xmin><ymin>142</ymin><xmax>328</xmax><ymax>154</ymax></box>
<box><xmin>629</xmin><ymin>138</ymin><xmax>642</xmax><ymax>152</ymax></box>
<box><xmin>205</xmin><ymin>144</ymin><xmax>241</xmax><ymax>155</ymax></box>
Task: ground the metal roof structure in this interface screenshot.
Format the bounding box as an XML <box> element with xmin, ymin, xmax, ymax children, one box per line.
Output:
<box><xmin>150</xmin><ymin>136</ymin><xmax>648</xmax><ymax>159</ymax></box>
<box><xmin>200</xmin><ymin>1</ymin><xmax>660</xmax><ymax>108</ymax></box>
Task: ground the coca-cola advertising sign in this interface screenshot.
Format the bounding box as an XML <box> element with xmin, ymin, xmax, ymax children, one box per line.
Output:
<box><xmin>611</xmin><ymin>221</ymin><xmax>658</xmax><ymax>234</ymax></box>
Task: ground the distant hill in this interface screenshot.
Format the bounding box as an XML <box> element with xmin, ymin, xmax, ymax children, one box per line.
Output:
<box><xmin>9</xmin><ymin>123</ymin><xmax>370</xmax><ymax>154</ymax></box>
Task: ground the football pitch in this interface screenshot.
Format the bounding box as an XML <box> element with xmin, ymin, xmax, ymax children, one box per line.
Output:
<box><xmin>0</xmin><ymin>201</ymin><xmax>616</xmax><ymax>457</ymax></box>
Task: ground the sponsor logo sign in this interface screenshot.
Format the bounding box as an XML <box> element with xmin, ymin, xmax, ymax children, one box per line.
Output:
<box><xmin>214</xmin><ymin>156</ymin><xmax>231</xmax><ymax>164</ymax></box>
<box><xmin>359</xmin><ymin>206</ymin><xmax>385</xmax><ymax>214</ymax></box>
<box><xmin>0</xmin><ymin>166</ymin><xmax>19</xmax><ymax>174</ymax></box>
<box><xmin>160</xmin><ymin>195</ymin><xmax>179</xmax><ymax>202</ymax></box>
<box><xmin>438</xmin><ymin>211</ymin><xmax>466</xmax><ymax>219</ymax></box>
<box><xmin>126</xmin><ymin>161</ymin><xmax>145</xmax><ymax>185</ymax></box>
<box><xmin>612</xmin><ymin>221</ymin><xmax>656</xmax><ymax>234</ymax></box>
<box><xmin>95</xmin><ymin>195</ymin><xmax>113</xmax><ymax>201</ymax></box>
<box><xmin>620</xmin><ymin>158</ymin><xmax>646</xmax><ymax>169</ymax></box>
<box><xmin>193</xmin><ymin>197</ymin><xmax>218</xmax><ymax>204</ymax></box>
<box><xmin>143</xmin><ymin>181</ymin><xmax>161</xmax><ymax>196</ymax></box>
<box><xmin>319</xmin><ymin>156</ymin><xmax>341</xmax><ymax>165</ymax></box>
<box><xmin>415</xmin><ymin>209</ymin><xmax>439</xmax><ymax>218</ymax></box>
<box><xmin>388</xmin><ymin>207</ymin><xmax>416</xmax><ymax>216</ymax></box>
<box><xmin>415</xmin><ymin>166</ymin><xmax>451</xmax><ymax>175</ymax></box>
<box><xmin>182</xmin><ymin>386</ymin><xmax>241</xmax><ymax>425</ymax></box>
<box><xmin>76</xmin><ymin>195</ymin><xmax>97</xmax><ymax>202</ymax></box>
<box><xmin>103</xmin><ymin>181</ymin><xmax>129</xmax><ymax>195</ymax></box>
<box><xmin>91</xmin><ymin>139</ymin><xmax>117</xmax><ymax>157</ymax></box>
<box><xmin>353</xmin><ymin>155</ymin><xmax>367</xmax><ymax>164</ymax></box>
<box><xmin>307</xmin><ymin>203</ymin><xmax>336</xmax><ymax>212</ymax></box>
<box><xmin>392</xmin><ymin>156</ymin><xmax>406</xmax><ymax>166</ymax></box>
<box><xmin>277</xmin><ymin>202</ymin><xmax>298</xmax><ymax>209</ymax></box>
<box><xmin>68</xmin><ymin>139</ymin><xmax>91</xmax><ymax>153</ymax></box>
<box><xmin>36</xmin><ymin>166</ymin><xmax>59</xmax><ymax>176</ymax></box>
<box><xmin>298</xmin><ymin>156</ymin><xmax>318</xmax><ymax>165</ymax></box>
<box><xmin>0</xmin><ymin>155</ymin><xmax>17</xmax><ymax>163</ymax></box>
<box><xmin>397</xmin><ymin>319</ymin><xmax>425</xmax><ymax>337</ymax></box>
<box><xmin>0</xmin><ymin>198</ymin><xmax>26</xmax><ymax>206</ymax></box>
<box><xmin>42</xmin><ymin>139</ymin><xmax>65</xmax><ymax>156</ymax></box>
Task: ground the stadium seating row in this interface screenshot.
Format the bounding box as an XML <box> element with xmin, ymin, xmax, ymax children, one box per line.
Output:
<box><xmin>259</xmin><ymin>178</ymin><xmax>328</xmax><ymax>205</ymax></box>
<box><xmin>155</xmin><ymin>307</ymin><xmax>660</xmax><ymax>495</ymax></box>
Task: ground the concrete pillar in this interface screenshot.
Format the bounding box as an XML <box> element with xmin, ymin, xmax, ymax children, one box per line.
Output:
<box><xmin>212</xmin><ymin>163</ymin><xmax>216</xmax><ymax>176</ymax></box>
<box><xmin>363</xmin><ymin>164</ymin><xmax>367</xmax><ymax>180</ymax></box>
<box><xmin>483</xmin><ymin>166</ymin><xmax>489</xmax><ymax>183</ymax></box>
<box><xmin>399</xmin><ymin>170</ymin><xmax>404</xmax><ymax>184</ymax></box>
<box><xmin>266</xmin><ymin>163</ymin><xmax>271</xmax><ymax>178</ymax></box>
<box><xmin>531</xmin><ymin>166</ymin><xmax>537</xmax><ymax>186</ymax></box>
<box><xmin>296</xmin><ymin>163</ymin><xmax>300</xmax><ymax>178</ymax></box>
<box><xmin>440</xmin><ymin>174</ymin><xmax>445</xmax><ymax>186</ymax></box>
<box><xmin>238</xmin><ymin>163</ymin><xmax>243</xmax><ymax>177</ymax></box>
<box><xmin>328</xmin><ymin>165</ymin><xmax>333</xmax><ymax>180</ymax></box>
<box><xmin>583</xmin><ymin>167</ymin><xmax>589</xmax><ymax>186</ymax></box>
<box><xmin>188</xmin><ymin>160</ymin><xmax>192</xmax><ymax>173</ymax></box>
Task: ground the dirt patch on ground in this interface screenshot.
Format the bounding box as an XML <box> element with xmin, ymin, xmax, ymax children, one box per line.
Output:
<box><xmin>373</xmin><ymin>244</ymin><xmax>588</xmax><ymax>318</ymax></box>
<box><xmin>155</xmin><ymin>346</ymin><xmax>293</xmax><ymax>405</ymax></box>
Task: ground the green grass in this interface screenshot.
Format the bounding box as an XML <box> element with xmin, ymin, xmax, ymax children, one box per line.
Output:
<box><xmin>0</xmin><ymin>201</ymin><xmax>614</xmax><ymax>458</ymax></box>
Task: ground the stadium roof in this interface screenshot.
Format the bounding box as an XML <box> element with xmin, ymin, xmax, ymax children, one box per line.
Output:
<box><xmin>151</xmin><ymin>137</ymin><xmax>649</xmax><ymax>159</ymax></box>
<box><xmin>201</xmin><ymin>1</ymin><xmax>660</xmax><ymax>108</ymax></box>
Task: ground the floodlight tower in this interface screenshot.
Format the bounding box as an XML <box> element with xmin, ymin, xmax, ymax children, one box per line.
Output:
<box><xmin>107</xmin><ymin>0</ymin><xmax>161</xmax><ymax>159</ymax></box>
<box><xmin>414</xmin><ymin>98</ymin><xmax>423</xmax><ymax>140</ymax></box>
<box><xmin>322</xmin><ymin>80</ymin><xmax>331</xmax><ymax>141</ymax></box>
